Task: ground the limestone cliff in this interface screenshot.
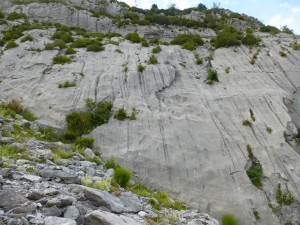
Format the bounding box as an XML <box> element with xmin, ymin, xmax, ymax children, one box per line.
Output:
<box><xmin>0</xmin><ymin>1</ymin><xmax>300</xmax><ymax>224</ymax></box>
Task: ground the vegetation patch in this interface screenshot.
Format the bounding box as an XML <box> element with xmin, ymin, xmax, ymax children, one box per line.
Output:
<box><xmin>7</xmin><ymin>12</ymin><xmax>27</xmax><ymax>21</ymax></box>
<box><xmin>206</xmin><ymin>69</ymin><xmax>218</xmax><ymax>85</ymax></box>
<box><xmin>65</xmin><ymin>101</ymin><xmax>112</xmax><ymax>140</ymax></box>
<box><xmin>5</xmin><ymin>40</ymin><xmax>18</xmax><ymax>50</ymax></box>
<box><xmin>81</xmin><ymin>176</ymin><xmax>111</xmax><ymax>191</ymax></box>
<box><xmin>137</xmin><ymin>63</ymin><xmax>146</xmax><ymax>73</ymax></box>
<box><xmin>242</xmin><ymin>119</ymin><xmax>252</xmax><ymax>126</ymax></box>
<box><xmin>0</xmin><ymin>99</ymin><xmax>37</xmax><ymax>121</ymax></box>
<box><xmin>20</xmin><ymin>34</ymin><xmax>33</xmax><ymax>42</ymax></box>
<box><xmin>125</xmin><ymin>32</ymin><xmax>144</xmax><ymax>43</ymax></box>
<box><xmin>114</xmin><ymin>166</ymin><xmax>132</xmax><ymax>187</ymax></box>
<box><xmin>53</xmin><ymin>55</ymin><xmax>72</xmax><ymax>64</ymax></box>
<box><xmin>152</xmin><ymin>45</ymin><xmax>162</xmax><ymax>53</ymax></box>
<box><xmin>58</xmin><ymin>81</ymin><xmax>76</xmax><ymax>88</ymax></box>
<box><xmin>171</xmin><ymin>34</ymin><xmax>203</xmax><ymax>50</ymax></box>
<box><xmin>65</xmin><ymin>47</ymin><xmax>76</xmax><ymax>55</ymax></box>
<box><xmin>148</xmin><ymin>55</ymin><xmax>158</xmax><ymax>64</ymax></box>
<box><xmin>221</xmin><ymin>214</ymin><xmax>239</xmax><ymax>225</ymax></box>
<box><xmin>247</xmin><ymin>163</ymin><xmax>263</xmax><ymax>188</ymax></box>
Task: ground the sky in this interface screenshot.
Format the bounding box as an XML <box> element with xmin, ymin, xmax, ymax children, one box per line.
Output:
<box><xmin>122</xmin><ymin>0</ymin><xmax>300</xmax><ymax>34</ymax></box>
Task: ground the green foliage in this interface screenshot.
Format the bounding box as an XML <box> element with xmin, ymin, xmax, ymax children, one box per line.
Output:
<box><xmin>58</xmin><ymin>81</ymin><xmax>76</xmax><ymax>88</ymax></box>
<box><xmin>207</xmin><ymin>69</ymin><xmax>218</xmax><ymax>84</ymax></box>
<box><xmin>284</xmin><ymin>222</ymin><xmax>294</xmax><ymax>225</ymax></box>
<box><xmin>148</xmin><ymin>55</ymin><xmax>158</xmax><ymax>64</ymax></box>
<box><xmin>242</xmin><ymin>32</ymin><xmax>260</xmax><ymax>46</ymax></box>
<box><xmin>114</xmin><ymin>166</ymin><xmax>132</xmax><ymax>187</ymax></box>
<box><xmin>279</xmin><ymin>51</ymin><xmax>287</xmax><ymax>57</ymax></box>
<box><xmin>45</xmin><ymin>39</ymin><xmax>67</xmax><ymax>50</ymax></box>
<box><xmin>253</xmin><ymin>209</ymin><xmax>260</xmax><ymax>220</ymax></box>
<box><xmin>0</xmin><ymin>39</ymin><xmax>5</xmax><ymax>46</ymax></box>
<box><xmin>171</xmin><ymin>34</ymin><xmax>203</xmax><ymax>50</ymax></box>
<box><xmin>53</xmin><ymin>55</ymin><xmax>72</xmax><ymax>64</ymax></box>
<box><xmin>85</xmin><ymin>98</ymin><xmax>96</xmax><ymax>111</ymax></box>
<box><xmin>242</xmin><ymin>119</ymin><xmax>252</xmax><ymax>126</ymax></box>
<box><xmin>246</xmin><ymin>162</ymin><xmax>263</xmax><ymax>188</ymax></box>
<box><xmin>141</xmin><ymin>40</ymin><xmax>149</xmax><ymax>47</ymax></box>
<box><xmin>276</xmin><ymin>183</ymin><xmax>295</xmax><ymax>205</ymax></box>
<box><xmin>260</xmin><ymin>25</ymin><xmax>280</xmax><ymax>34</ymax></box>
<box><xmin>7</xmin><ymin>12</ymin><xmax>27</xmax><ymax>21</ymax></box>
<box><xmin>214</xmin><ymin>31</ymin><xmax>241</xmax><ymax>48</ymax></box>
<box><xmin>65</xmin><ymin>47</ymin><xmax>76</xmax><ymax>55</ymax></box>
<box><xmin>125</xmin><ymin>32</ymin><xmax>143</xmax><ymax>43</ymax></box>
<box><xmin>81</xmin><ymin>176</ymin><xmax>111</xmax><ymax>191</ymax></box>
<box><xmin>152</xmin><ymin>45</ymin><xmax>162</xmax><ymax>53</ymax></box>
<box><xmin>65</xmin><ymin>101</ymin><xmax>113</xmax><ymax>139</ymax></box>
<box><xmin>0</xmin><ymin>144</ymin><xmax>25</xmax><ymax>159</ymax></box>
<box><xmin>0</xmin><ymin>10</ymin><xmax>4</xmax><ymax>19</ymax></box>
<box><xmin>52</xmin><ymin>31</ymin><xmax>74</xmax><ymax>43</ymax></box>
<box><xmin>87</xmin><ymin>156</ymin><xmax>102</xmax><ymax>165</ymax></box>
<box><xmin>266</xmin><ymin>127</ymin><xmax>272</xmax><ymax>134</ymax></box>
<box><xmin>225</xmin><ymin>67</ymin><xmax>230</xmax><ymax>73</ymax></box>
<box><xmin>71</xmin><ymin>38</ymin><xmax>97</xmax><ymax>48</ymax></box>
<box><xmin>105</xmin><ymin>157</ymin><xmax>117</xmax><ymax>169</ymax></box>
<box><xmin>86</xmin><ymin>43</ymin><xmax>105</xmax><ymax>52</ymax></box>
<box><xmin>292</xmin><ymin>41</ymin><xmax>300</xmax><ymax>50</ymax></box>
<box><xmin>194</xmin><ymin>54</ymin><xmax>203</xmax><ymax>65</ymax></box>
<box><xmin>221</xmin><ymin>214</ymin><xmax>239</xmax><ymax>225</ymax></box>
<box><xmin>0</xmin><ymin>99</ymin><xmax>37</xmax><ymax>121</ymax></box>
<box><xmin>36</xmin><ymin>126</ymin><xmax>60</xmax><ymax>142</ymax></box>
<box><xmin>20</xmin><ymin>34</ymin><xmax>33</xmax><ymax>42</ymax></box>
<box><xmin>114</xmin><ymin>108</ymin><xmax>128</xmax><ymax>121</ymax></box>
<box><xmin>75</xmin><ymin>136</ymin><xmax>94</xmax><ymax>148</ymax></box>
<box><xmin>137</xmin><ymin>63</ymin><xmax>146</xmax><ymax>73</ymax></box>
<box><xmin>281</xmin><ymin>25</ymin><xmax>293</xmax><ymax>34</ymax></box>
<box><xmin>246</xmin><ymin>144</ymin><xmax>254</xmax><ymax>160</ymax></box>
<box><xmin>5</xmin><ymin>40</ymin><xmax>18</xmax><ymax>49</ymax></box>
<box><xmin>230</xmin><ymin>13</ymin><xmax>244</xmax><ymax>20</ymax></box>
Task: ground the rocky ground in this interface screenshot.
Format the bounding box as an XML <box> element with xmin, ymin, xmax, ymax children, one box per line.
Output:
<box><xmin>0</xmin><ymin>115</ymin><xmax>219</xmax><ymax>225</ymax></box>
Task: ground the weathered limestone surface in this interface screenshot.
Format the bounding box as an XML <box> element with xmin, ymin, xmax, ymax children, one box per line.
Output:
<box><xmin>0</xmin><ymin>2</ymin><xmax>300</xmax><ymax>224</ymax></box>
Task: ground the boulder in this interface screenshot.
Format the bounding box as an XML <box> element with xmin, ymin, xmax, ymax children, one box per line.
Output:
<box><xmin>85</xmin><ymin>210</ymin><xmax>143</xmax><ymax>225</ymax></box>
<box><xmin>43</xmin><ymin>216</ymin><xmax>76</xmax><ymax>225</ymax></box>
<box><xmin>0</xmin><ymin>190</ymin><xmax>27</xmax><ymax>210</ymax></box>
<box><xmin>70</xmin><ymin>185</ymin><xmax>143</xmax><ymax>213</ymax></box>
<box><xmin>64</xmin><ymin>206</ymin><xmax>80</xmax><ymax>220</ymax></box>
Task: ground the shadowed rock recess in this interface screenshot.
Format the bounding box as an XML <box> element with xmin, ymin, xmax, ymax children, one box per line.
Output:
<box><xmin>0</xmin><ymin>0</ymin><xmax>300</xmax><ymax>224</ymax></box>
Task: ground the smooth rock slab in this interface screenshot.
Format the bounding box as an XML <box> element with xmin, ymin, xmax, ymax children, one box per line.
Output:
<box><xmin>70</xmin><ymin>185</ymin><xmax>143</xmax><ymax>213</ymax></box>
<box><xmin>22</xmin><ymin>174</ymin><xmax>42</xmax><ymax>182</ymax></box>
<box><xmin>44</xmin><ymin>216</ymin><xmax>76</xmax><ymax>225</ymax></box>
<box><xmin>64</xmin><ymin>206</ymin><xmax>80</xmax><ymax>220</ymax></box>
<box><xmin>85</xmin><ymin>210</ymin><xmax>143</xmax><ymax>225</ymax></box>
<box><xmin>0</xmin><ymin>190</ymin><xmax>27</xmax><ymax>210</ymax></box>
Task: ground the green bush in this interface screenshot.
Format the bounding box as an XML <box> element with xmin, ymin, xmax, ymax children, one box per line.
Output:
<box><xmin>114</xmin><ymin>108</ymin><xmax>128</xmax><ymax>121</ymax></box>
<box><xmin>71</xmin><ymin>38</ymin><xmax>97</xmax><ymax>48</ymax></box>
<box><xmin>279</xmin><ymin>51</ymin><xmax>287</xmax><ymax>57</ymax></box>
<box><xmin>182</xmin><ymin>41</ymin><xmax>197</xmax><ymax>50</ymax></box>
<box><xmin>241</xmin><ymin>32</ymin><xmax>260</xmax><ymax>46</ymax></box>
<box><xmin>207</xmin><ymin>69</ymin><xmax>218</xmax><ymax>83</ymax></box>
<box><xmin>214</xmin><ymin>31</ymin><xmax>241</xmax><ymax>48</ymax></box>
<box><xmin>65</xmin><ymin>47</ymin><xmax>76</xmax><ymax>55</ymax></box>
<box><xmin>171</xmin><ymin>34</ymin><xmax>203</xmax><ymax>49</ymax></box>
<box><xmin>0</xmin><ymin>10</ymin><xmax>4</xmax><ymax>19</ymax></box>
<box><xmin>7</xmin><ymin>12</ymin><xmax>27</xmax><ymax>21</ymax></box>
<box><xmin>5</xmin><ymin>40</ymin><xmax>18</xmax><ymax>49</ymax></box>
<box><xmin>242</xmin><ymin>119</ymin><xmax>252</xmax><ymax>126</ymax></box>
<box><xmin>141</xmin><ymin>40</ymin><xmax>149</xmax><ymax>47</ymax></box>
<box><xmin>152</xmin><ymin>45</ymin><xmax>162</xmax><ymax>53</ymax></box>
<box><xmin>75</xmin><ymin>136</ymin><xmax>94</xmax><ymax>148</ymax></box>
<box><xmin>137</xmin><ymin>63</ymin><xmax>146</xmax><ymax>72</ymax></box>
<box><xmin>105</xmin><ymin>157</ymin><xmax>117</xmax><ymax>169</ymax></box>
<box><xmin>45</xmin><ymin>39</ymin><xmax>67</xmax><ymax>50</ymax></box>
<box><xmin>53</xmin><ymin>55</ymin><xmax>72</xmax><ymax>64</ymax></box>
<box><xmin>148</xmin><ymin>55</ymin><xmax>158</xmax><ymax>64</ymax></box>
<box><xmin>292</xmin><ymin>41</ymin><xmax>300</xmax><ymax>50</ymax></box>
<box><xmin>65</xmin><ymin>101</ymin><xmax>112</xmax><ymax>140</ymax></box>
<box><xmin>247</xmin><ymin>163</ymin><xmax>263</xmax><ymax>188</ymax></box>
<box><xmin>52</xmin><ymin>31</ymin><xmax>74</xmax><ymax>43</ymax></box>
<box><xmin>125</xmin><ymin>32</ymin><xmax>143</xmax><ymax>43</ymax></box>
<box><xmin>221</xmin><ymin>214</ymin><xmax>239</xmax><ymax>225</ymax></box>
<box><xmin>259</xmin><ymin>25</ymin><xmax>280</xmax><ymax>34</ymax></box>
<box><xmin>20</xmin><ymin>34</ymin><xmax>33</xmax><ymax>42</ymax></box>
<box><xmin>58</xmin><ymin>81</ymin><xmax>76</xmax><ymax>88</ymax></box>
<box><xmin>0</xmin><ymin>39</ymin><xmax>5</xmax><ymax>47</ymax></box>
<box><xmin>114</xmin><ymin>166</ymin><xmax>131</xmax><ymax>187</ymax></box>
<box><xmin>86</xmin><ymin>43</ymin><xmax>105</xmax><ymax>52</ymax></box>
<box><xmin>85</xmin><ymin>98</ymin><xmax>96</xmax><ymax>111</ymax></box>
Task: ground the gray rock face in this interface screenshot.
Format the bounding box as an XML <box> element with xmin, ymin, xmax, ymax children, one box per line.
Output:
<box><xmin>85</xmin><ymin>210</ymin><xmax>143</xmax><ymax>225</ymax></box>
<box><xmin>71</xmin><ymin>185</ymin><xmax>143</xmax><ymax>213</ymax></box>
<box><xmin>0</xmin><ymin>190</ymin><xmax>27</xmax><ymax>210</ymax></box>
<box><xmin>0</xmin><ymin>1</ymin><xmax>299</xmax><ymax>225</ymax></box>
